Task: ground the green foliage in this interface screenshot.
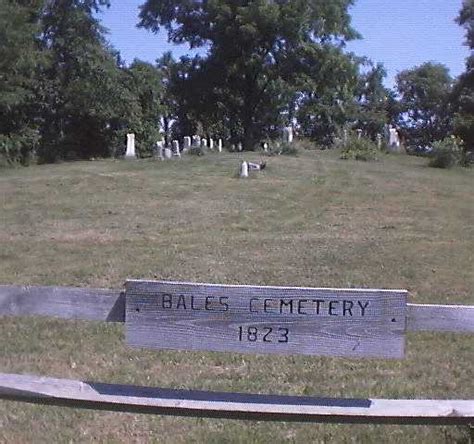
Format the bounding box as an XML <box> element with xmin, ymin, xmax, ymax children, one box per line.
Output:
<box><xmin>140</xmin><ymin>0</ymin><xmax>360</xmax><ymax>150</ymax></box>
<box><xmin>0</xmin><ymin>0</ymin><xmax>43</xmax><ymax>165</ymax></box>
<box><xmin>352</xmin><ymin>63</ymin><xmax>393</xmax><ymax>139</ymax></box>
<box><xmin>429</xmin><ymin>136</ymin><xmax>465</xmax><ymax>169</ymax></box>
<box><xmin>36</xmin><ymin>0</ymin><xmax>135</xmax><ymax>162</ymax></box>
<box><xmin>395</xmin><ymin>62</ymin><xmax>453</xmax><ymax>148</ymax></box>
<box><xmin>124</xmin><ymin>60</ymin><xmax>165</xmax><ymax>157</ymax></box>
<box><xmin>0</xmin><ymin>129</ymin><xmax>40</xmax><ymax>167</ymax></box>
<box><xmin>340</xmin><ymin>135</ymin><xmax>379</xmax><ymax>161</ymax></box>
<box><xmin>453</xmin><ymin>2</ymin><xmax>474</xmax><ymax>153</ymax></box>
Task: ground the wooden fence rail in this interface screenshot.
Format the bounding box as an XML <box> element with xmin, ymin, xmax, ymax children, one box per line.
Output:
<box><xmin>1</xmin><ymin>373</ymin><xmax>473</xmax><ymax>425</ymax></box>
<box><xmin>1</xmin><ymin>284</ymin><xmax>473</xmax><ymax>332</ymax></box>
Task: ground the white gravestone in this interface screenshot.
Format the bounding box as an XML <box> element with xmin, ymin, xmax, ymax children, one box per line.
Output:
<box><xmin>239</xmin><ymin>161</ymin><xmax>249</xmax><ymax>178</ymax></box>
<box><xmin>201</xmin><ymin>139</ymin><xmax>208</xmax><ymax>148</ymax></box>
<box><xmin>389</xmin><ymin>128</ymin><xmax>400</xmax><ymax>148</ymax></box>
<box><xmin>376</xmin><ymin>134</ymin><xmax>382</xmax><ymax>149</ymax></box>
<box><xmin>237</xmin><ymin>142</ymin><xmax>243</xmax><ymax>152</ymax></box>
<box><xmin>283</xmin><ymin>127</ymin><xmax>294</xmax><ymax>144</ymax></box>
<box><xmin>172</xmin><ymin>140</ymin><xmax>180</xmax><ymax>157</ymax></box>
<box><xmin>217</xmin><ymin>139</ymin><xmax>223</xmax><ymax>153</ymax></box>
<box><xmin>164</xmin><ymin>148</ymin><xmax>172</xmax><ymax>159</ymax></box>
<box><xmin>125</xmin><ymin>133</ymin><xmax>136</xmax><ymax>158</ymax></box>
<box><xmin>183</xmin><ymin>137</ymin><xmax>191</xmax><ymax>151</ymax></box>
<box><xmin>209</xmin><ymin>138</ymin><xmax>214</xmax><ymax>150</ymax></box>
<box><xmin>156</xmin><ymin>141</ymin><xmax>165</xmax><ymax>160</ymax></box>
<box><xmin>192</xmin><ymin>135</ymin><xmax>201</xmax><ymax>147</ymax></box>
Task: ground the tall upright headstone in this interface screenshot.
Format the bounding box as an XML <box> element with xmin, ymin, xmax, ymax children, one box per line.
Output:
<box><xmin>389</xmin><ymin>127</ymin><xmax>401</xmax><ymax>149</ymax></box>
<box><xmin>125</xmin><ymin>133</ymin><xmax>136</xmax><ymax>159</ymax></box>
<box><xmin>217</xmin><ymin>139</ymin><xmax>223</xmax><ymax>153</ymax></box>
<box><xmin>239</xmin><ymin>161</ymin><xmax>249</xmax><ymax>178</ymax></box>
<box><xmin>237</xmin><ymin>142</ymin><xmax>243</xmax><ymax>152</ymax></box>
<box><xmin>209</xmin><ymin>138</ymin><xmax>214</xmax><ymax>150</ymax></box>
<box><xmin>164</xmin><ymin>148</ymin><xmax>172</xmax><ymax>159</ymax></box>
<box><xmin>376</xmin><ymin>133</ymin><xmax>382</xmax><ymax>149</ymax></box>
<box><xmin>192</xmin><ymin>135</ymin><xmax>200</xmax><ymax>147</ymax></box>
<box><xmin>183</xmin><ymin>136</ymin><xmax>191</xmax><ymax>151</ymax></box>
<box><xmin>172</xmin><ymin>140</ymin><xmax>180</xmax><ymax>157</ymax></box>
<box><xmin>283</xmin><ymin>126</ymin><xmax>294</xmax><ymax>144</ymax></box>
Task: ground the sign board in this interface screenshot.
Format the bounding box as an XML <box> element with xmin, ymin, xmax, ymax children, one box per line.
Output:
<box><xmin>125</xmin><ymin>280</ymin><xmax>407</xmax><ymax>359</ymax></box>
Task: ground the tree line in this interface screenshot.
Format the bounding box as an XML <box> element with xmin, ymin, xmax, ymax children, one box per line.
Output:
<box><xmin>1</xmin><ymin>0</ymin><xmax>473</xmax><ymax>165</ymax></box>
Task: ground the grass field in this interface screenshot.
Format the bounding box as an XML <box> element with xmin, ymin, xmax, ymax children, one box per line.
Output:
<box><xmin>0</xmin><ymin>149</ymin><xmax>473</xmax><ymax>443</ymax></box>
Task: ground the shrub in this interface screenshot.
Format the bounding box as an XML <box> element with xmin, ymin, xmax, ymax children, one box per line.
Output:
<box><xmin>428</xmin><ymin>136</ymin><xmax>464</xmax><ymax>169</ymax></box>
<box><xmin>0</xmin><ymin>129</ymin><xmax>40</xmax><ymax>167</ymax></box>
<box><xmin>340</xmin><ymin>136</ymin><xmax>379</xmax><ymax>161</ymax></box>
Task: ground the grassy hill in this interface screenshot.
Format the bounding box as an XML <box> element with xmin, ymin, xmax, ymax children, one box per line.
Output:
<box><xmin>1</xmin><ymin>149</ymin><xmax>473</xmax><ymax>442</ymax></box>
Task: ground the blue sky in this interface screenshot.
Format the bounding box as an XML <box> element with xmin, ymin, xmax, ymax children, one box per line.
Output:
<box><xmin>98</xmin><ymin>0</ymin><xmax>470</xmax><ymax>88</ymax></box>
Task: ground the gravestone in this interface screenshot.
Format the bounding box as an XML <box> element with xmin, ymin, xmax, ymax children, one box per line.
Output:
<box><xmin>240</xmin><ymin>161</ymin><xmax>249</xmax><ymax>178</ymax></box>
<box><xmin>237</xmin><ymin>142</ymin><xmax>243</xmax><ymax>152</ymax></box>
<box><xmin>164</xmin><ymin>148</ymin><xmax>172</xmax><ymax>159</ymax></box>
<box><xmin>283</xmin><ymin>127</ymin><xmax>294</xmax><ymax>144</ymax></box>
<box><xmin>192</xmin><ymin>135</ymin><xmax>201</xmax><ymax>147</ymax></box>
<box><xmin>125</xmin><ymin>133</ymin><xmax>136</xmax><ymax>159</ymax></box>
<box><xmin>172</xmin><ymin>140</ymin><xmax>180</xmax><ymax>157</ymax></box>
<box><xmin>217</xmin><ymin>139</ymin><xmax>223</xmax><ymax>153</ymax></box>
<box><xmin>209</xmin><ymin>139</ymin><xmax>214</xmax><ymax>150</ymax></box>
<box><xmin>262</xmin><ymin>142</ymin><xmax>269</xmax><ymax>153</ymax></box>
<box><xmin>155</xmin><ymin>141</ymin><xmax>165</xmax><ymax>160</ymax></box>
<box><xmin>389</xmin><ymin>127</ymin><xmax>401</xmax><ymax>152</ymax></box>
<box><xmin>357</xmin><ymin>129</ymin><xmax>363</xmax><ymax>139</ymax></box>
<box><xmin>201</xmin><ymin>139</ymin><xmax>208</xmax><ymax>148</ymax></box>
<box><xmin>183</xmin><ymin>137</ymin><xmax>191</xmax><ymax>151</ymax></box>
<box><xmin>376</xmin><ymin>134</ymin><xmax>382</xmax><ymax>149</ymax></box>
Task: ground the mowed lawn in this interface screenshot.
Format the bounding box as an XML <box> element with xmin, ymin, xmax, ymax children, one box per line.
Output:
<box><xmin>0</xmin><ymin>149</ymin><xmax>473</xmax><ymax>443</ymax></box>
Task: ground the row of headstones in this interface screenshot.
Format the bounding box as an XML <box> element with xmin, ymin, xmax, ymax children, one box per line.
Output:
<box><xmin>341</xmin><ymin>126</ymin><xmax>401</xmax><ymax>151</ymax></box>
<box><xmin>155</xmin><ymin>136</ymin><xmax>224</xmax><ymax>159</ymax></box>
<box><xmin>125</xmin><ymin>134</ymin><xmax>224</xmax><ymax>159</ymax></box>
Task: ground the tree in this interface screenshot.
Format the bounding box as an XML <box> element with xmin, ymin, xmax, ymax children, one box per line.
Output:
<box><xmin>353</xmin><ymin>63</ymin><xmax>393</xmax><ymax>139</ymax></box>
<box><xmin>139</xmin><ymin>0</ymin><xmax>360</xmax><ymax>149</ymax></box>
<box><xmin>37</xmin><ymin>0</ymin><xmax>133</xmax><ymax>161</ymax></box>
<box><xmin>453</xmin><ymin>0</ymin><xmax>474</xmax><ymax>153</ymax></box>
<box><xmin>395</xmin><ymin>62</ymin><xmax>453</xmax><ymax>148</ymax></box>
<box><xmin>124</xmin><ymin>60</ymin><xmax>165</xmax><ymax>156</ymax></box>
<box><xmin>0</xmin><ymin>0</ymin><xmax>43</xmax><ymax>165</ymax></box>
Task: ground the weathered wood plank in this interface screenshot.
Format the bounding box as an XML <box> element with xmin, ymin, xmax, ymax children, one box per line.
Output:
<box><xmin>126</xmin><ymin>280</ymin><xmax>407</xmax><ymax>359</ymax></box>
<box><xmin>1</xmin><ymin>284</ymin><xmax>473</xmax><ymax>335</ymax></box>
<box><xmin>407</xmin><ymin>303</ymin><xmax>474</xmax><ymax>333</ymax></box>
<box><xmin>0</xmin><ymin>285</ymin><xmax>124</xmax><ymax>322</ymax></box>
<box><xmin>0</xmin><ymin>373</ymin><xmax>472</xmax><ymax>425</ymax></box>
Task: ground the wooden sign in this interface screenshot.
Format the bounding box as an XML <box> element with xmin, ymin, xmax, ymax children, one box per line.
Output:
<box><xmin>125</xmin><ymin>280</ymin><xmax>407</xmax><ymax>359</ymax></box>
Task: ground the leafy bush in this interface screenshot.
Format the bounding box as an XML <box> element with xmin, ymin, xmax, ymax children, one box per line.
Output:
<box><xmin>276</xmin><ymin>142</ymin><xmax>298</xmax><ymax>156</ymax></box>
<box><xmin>340</xmin><ymin>136</ymin><xmax>379</xmax><ymax>161</ymax></box>
<box><xmin>0</xmin><ymin>129</ymin><xmax>39</xmax><ymax>166</ymax></box>
<box><xmin>428</xmin><ymin>136</ymin><xmax>464</xmax><ymax>169</ymax></box>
